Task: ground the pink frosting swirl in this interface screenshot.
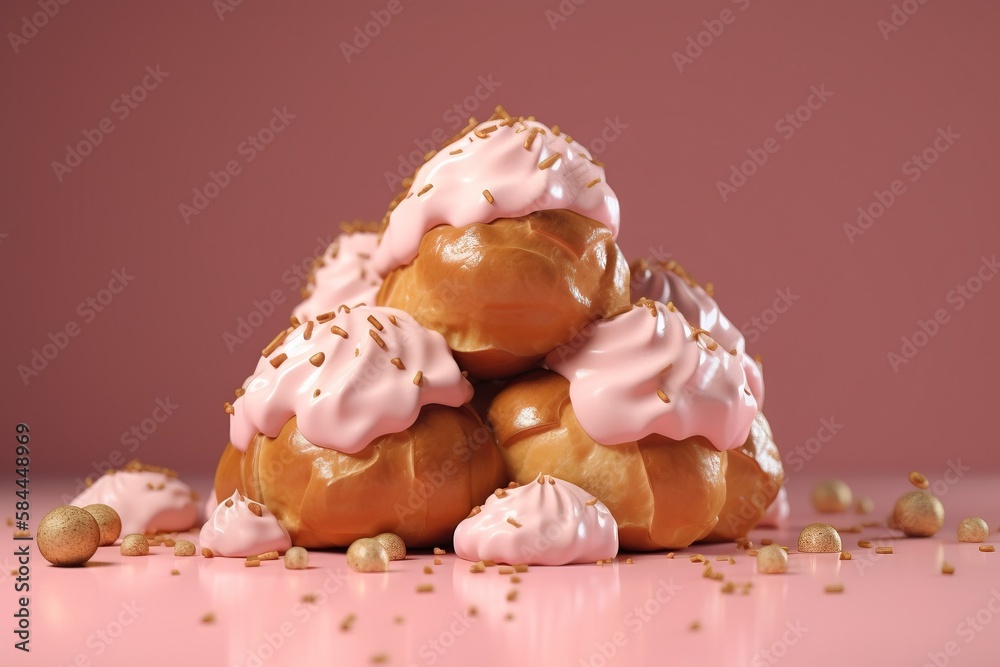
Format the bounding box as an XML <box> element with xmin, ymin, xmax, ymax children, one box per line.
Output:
<box><xmin>70</xmin><ymin>470</ymin><xmax>197</xmax><ymax>537</ymax></box>
<box><xmin>198</xmin><ymin>491</ymin><xmax>291</xmax><ymax>557</ymax></box>
<box><xmin>229</xmin><ymin>305</ymin><xmax>473</xmax><ymax>453</ymax></box>
<box><xmin>454</xmin><ymin>475</ymin><xmax>618</xmax><ymax>566</ymax></box>
<box><xmin>373</xmin><ymin>112</ymin><xmax>620</xmax><ymax>275</ymax></box>
<box><xmin>631</xmin><ymin>261</ymin><xmax>764</xmax><ymax>407</ymax></box>
<box><xmin>546</xmin><ymin>300</ymin><xmax>758</xmax><ymax>450</ymax></box>
<box><xmin>292</xmin><ymin>231</ymin><xmax>381</xmax><ymax>322</ymax></box>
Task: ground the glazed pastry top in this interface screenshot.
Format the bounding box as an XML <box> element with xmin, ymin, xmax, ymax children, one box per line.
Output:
<box><xmin>71</xmin><ymin>465</ymin><xmax>197</xmax><ymax>536</ymax></box>
<box><xmin>292</xmin><ymin>230</ymin><xmax>381</xmax><ymax>322</ymax></box>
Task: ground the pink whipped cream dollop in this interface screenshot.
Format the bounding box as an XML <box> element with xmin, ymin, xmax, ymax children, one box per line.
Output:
<box><xmin>292</xmin><ymin>231</ymin><xmax>381</xmax><ymax>322</ymax></box>
<box><xmin>631</xmin><ymin>261</ymin><xmax>764</xmax><ymax>407</ymax></box>
<box><xmin>198</xmin><ymin>491</ymin><xmax>291</xmax><ymax>557</ymax></box>
<box><xmin>70</xmin><ymin>470</ymin><xmax>197</xmax><ymax>537</ymax></box>
<box><xmin>230</xmin><ymin>305</ymin><xmax>473</xmax><ymax>453</ymax></box>
<box><xmin>373</xmin><ymin>113</ymin><xmax>620</xmax><ymax>275</ymax></box>
<box><xmin>546</xmin><ymin>300</ymin><xmax>758</xmax><ymax>450</ymax></box>
<box><xmin>454</xmin><ymin>475</ymin><xmax>618</xmax><ymax>566</ymax></box>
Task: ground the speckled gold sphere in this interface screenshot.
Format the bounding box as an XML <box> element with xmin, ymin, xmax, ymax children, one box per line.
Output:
<box><xmin>173</xmin><ymin>540</ymin><xmax>196</xmax><ymax>557</ymax></box>
<box><xmin>374</xmin><ymin>533</ymin><xmax>406</xmax><ymax>561</ymax></box>
<box><xmin>797</xmin><ymin>523</ymin><xmax>843</xmax><ymax>553</ymax></box>
<box><xmin>346</xmin><ymin>538</ymin><xmax>389</xmax><ymax>573</ymax></box>
<box><xmin>957</xmin><ymin>517</ymin><xmax>989</xmax><ymax>543</ymax></box>
<box><xmin>893</xmin><ymin>491</ymin><xmax>944</xmax><ymax>537</ymax></box>
<box><xmin>37</xmin><ymin>506</ymin><xmax>101</xmax><ymax>567</ymax></box>
<box><xmin>811</xmin><ymin>479</ymin><xmax>852</xmax><ymax>513</ymax></box>
<box><xmin>81</xmin><ymin>504</ymin><xmax>122</xmax><ymax>546</ymax></box>
<box><xmin>756</xmin><ymin>544</ymin><xmax>789</xmax><ymax>573</ymax></box>
<box><xmin>284</xmin><ymin>546</ymin><xmax>309</xmax><ymax>570</ymax></box>
<box><xmin>120</xmin><ymin>534</ymin><xmax>150</xmax><ymax>556</ymax></box>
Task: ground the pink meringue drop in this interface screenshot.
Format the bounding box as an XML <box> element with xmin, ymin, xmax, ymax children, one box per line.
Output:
<box><xmin>70</xmin><ymin>470</ymin><xmax>197</xmax><ymax>537</ymax></box>
<box><xmin>199</xmin><ymin>491</ymin><xmax>291</xmax><ymax>557</ymax></box>
<box><xmin>454</xmin><ymin>475</ymin><xmax>618</xmax><ymax>566</ymax></box>
<box><xmin>292</xmin><ymin>231</ymin><xmax>381</xmax><ymax>322</ymax></box>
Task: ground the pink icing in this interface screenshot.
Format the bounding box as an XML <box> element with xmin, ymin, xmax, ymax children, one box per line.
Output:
<box><xmin>292</xmin><ymin>231</ymin><xmax>381</xmax><ymax>322</ymax></box>
<box><xmin>198</xmin><ymin>491</ymin><xmax>291</xmax><ymax>557</ymax></box>
<box><xmin>230</xmin><ymin>305</ymin><xmax>473</xmax><ymax>453</ymax></box>
<box><xmin>372</xmin><ymin>114</ymin><xmax>620</xmax><ymax>275</ymax></box>
<box><xmin>70</xmin><ymin>470</ymin><xmax>197</xmax><ymax>537</ymax></box>
<box><xmin>545</xmin><ymin>300</ymin><xmax>758</xmax><ymax>450</ymax></box>
<box><xmin>453</xmin><ymin>475</ymin><xmax>618</xmax><ymax>566</ymax></box>
<box><xmin>631</xmin><ymin>262</ymin><xmax>764</xmax><ymax>407</ymax></box>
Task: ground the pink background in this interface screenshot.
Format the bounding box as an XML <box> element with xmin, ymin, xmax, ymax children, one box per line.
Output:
<box><xmin>3</xmin><ymin>0</ymin><xmax>998</xmax><ymax>483</ymax></box>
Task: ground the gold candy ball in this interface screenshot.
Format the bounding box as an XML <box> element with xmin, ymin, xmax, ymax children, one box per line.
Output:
<box><xmin>756</xmin><ymin>544</ymin><xmax>788</xmax><ymax>574</ymax></box>
<box><xmin>893</xmin><ymin>491</ymin><xmax>944</xmax><ymax>537</ymax></box>
<box><xmin>797</xmin><ymin>523</ymin><xmax>843</xmax><ymax>553</ymax></box>
<box><xmin>374</xmin><ymin>533</ymin><xmax>406</xmax><ymax>561</ymax></box>
<box><xmin>37</xmin><ymin>506</ymin><xmax>101</xmax><ymax>567</ymax></box>
<box><xmin>957</xmin><ymin>517</ymin><xmax>989</xmax><ymax>543</ymax></box>
<box><xmin>811</xmin><ymin>479</ymin><xmax>852</xmax><ymax>513</ymax></box>
<box><xmin>82</xmin><ymin>504</ymin><xmax>122</xmax><ymax>546</ymax></box>
<box><xmin>173</xmin><ymin>540</ymin><xmax>196</xmax><ymax>557</ymax></box>
<box><xmin>120</xmin><ymin>534</ymin><xmax>150</xmax><ymax>556</ymax></box>
<box><xmin>284</xmin><ymin>546</ymin><xmax>309</xmax><ymax>570</ymax></box>
<box><xmin>346</xmin><ymin>538</ymin><xmax>389</xmax><ymax>573</ymax></box>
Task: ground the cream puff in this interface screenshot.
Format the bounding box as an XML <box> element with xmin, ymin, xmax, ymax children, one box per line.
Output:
<box><xmin>213</xmin><ymin>304</ymin><xmax>506</xmax><ymax>548</ymax></box>
<box><xmin>375</xmin><ymin>106</ymin><xmax>630</xmax><ymax>379</ymax></box>
<box><xmin>292</xmin><ymin>221</ymin><xmax>382</xmax><ymax>322</ymax></box>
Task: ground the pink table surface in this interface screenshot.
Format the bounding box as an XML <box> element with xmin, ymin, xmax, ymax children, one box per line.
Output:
<box><xmin>3</xmin><ymin>473</ymin><xmax>998</xmax><ymax>667</ymax></box>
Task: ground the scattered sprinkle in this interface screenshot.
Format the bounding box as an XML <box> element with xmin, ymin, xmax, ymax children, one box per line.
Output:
<box><xmin>416</xmin><ymin>584</ymin><xmax>434</xmax><ymax>593</ymax></box>
<box><xmin>942</xmin><ymin>562</ymin><xmax>955</xmax><ymax>574</ymax></box>
<box><xmin>909</xmin><ymin>471</ymin><xmax>930</xmax><ymax>489</ymax></box>
<box><xmin>413</xmin><ymin>371</ymin><xmax>423</xmax><ymax>386</ymax></box>
<box><xmin>506</xmin><ymin>517</ymin><xmax>522</xmax><ymax>528</ymax></box>
<box><xmin>825</xmin><ymin>583</ymin><xmax>845</xmax><ymax>594</ymax></box>
<box><xmin>417</xmin><ymin>184</ymin><xmax>433</xmax><ymax>197</ymax></box>
<box><xmin>483</xmin><ymin>189</ymin><xmax>494</xmax><ymax>204</ymax></box>
<box><xmin>269</xmin><ymin>353</ymin><xmax>288</xmax><ymax>368</ymax></box>
<box><xmin>538</xmin><ymin>153</ymin><xmax>561</xmax><ymax>170</ymax></box>
<box><xmin>980</xmin><ymin>545</ymin><xmax>996</xmax><ymax>553</ymax></box>
<box><xmin>367</xmin><ymin>315</ymin><xmax>383</xmax><ymax>331</ymax></box>
<box><xmin>875</xmin><ymin>547</ymin><xmax>893</xmax><ymax>555</ymax></box>
<box><xmin>309</xmin><ymin>352</ymin><xmax>325</xmax><ymax>367</ymax></box>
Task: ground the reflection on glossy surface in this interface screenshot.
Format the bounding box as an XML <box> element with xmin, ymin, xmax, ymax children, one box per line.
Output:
<box><xmin>9</xmin><ymin>474</ymin><xmax>1000</xmax><ymax>667</ymax></box>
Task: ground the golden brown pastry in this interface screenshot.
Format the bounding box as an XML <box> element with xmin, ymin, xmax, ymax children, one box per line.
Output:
<box><xmin>704</xmin><ymin>413</ymin><xmax>784</xmax><ymax>541</ymax></box>
<box><xmin>487</xmin><ymin>370</ymin><xmax>728</xmax><ymax>550</ymax></box>
<box><xmin>372</xmin><ymin>106</ymin><xmax>630</xmax><ymax>379</ymax></box>
<box><xmin>214</xmin><ymin>304</ymin><xmax>506</xmax><ymax>548</ymax></box>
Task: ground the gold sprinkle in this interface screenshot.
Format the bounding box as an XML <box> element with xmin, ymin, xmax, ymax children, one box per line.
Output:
<box><xmin>512</xmin><ymin>575</ymin><xmax>522</xmax><ymax>583</ymax></box>
<box><xmin>371</xmin><ymin>654</ymin><xmax>389</xmax><ymax>664</ymax></box>
<box><xmin>338</xmin><ymin>304</ymin><xmax>351</xmax><ymax>313</ymax></box>
<box><xmin>262</xmin><ymin>329</ymin><xmax>288</xmax><ymax>357</ymax></box>
<box><xmin>657</xmin><ymin>388</ymin><xmax>670</xmax><ymax>403</ymax></box>
<box><xmin>858</xmin><ymin>540</ymin><xmax>873</xmax><ymax>548</ymax></box>
<box><xmin>825</xmin><ymin>583</ymin><xmax>845</xmax><ymax>594</ymax></box>
<box><xmin>341</xmin><ymin>613</ymin><xmax>356</xmax><ymax>631</ymax></box>
<box><xmin>474</xmin><ymin>124</ymin><xmax>498</xmax><ymax>138</ymax></box>
<box><xmin>980</xmin><ymin>545</ymin><xmax>996</xmax><ymax>552</ymax></box>
<box><xmin>585</xmin><ymin>178</ymin><xmax>601</xmax><ymax>188</ymax></box>
<box><xmin>449</xmin><ymin>149</ymin><xmax>463</xmax><ymax>155</ymax></box>
<box><xmin>551</xmin><ymin>125</ymin><xmax>561</xmax><ymax>135</ymax></box>
<box><xmin>413</xmin><ymin>371</ymin><xmax>423</xmax><ymax>385</ymax></box>
<box><xmin>388</xmin><ymin>314</ymin><xmax>398</xmax><ymax>326</ymax></box>
<box><xmin>666</xmin><ymin>552</ymin><xmax>675</xmax><ymax>559</ymax></box>
<box><xmin>313</xmin><ymin>389</ymin><xmax>321</xmax><ymax>398</ymax></box>
<box><xmin>538</xmin><ymin>153</ymin><xmax>561</xmax><ymax>170</ymax></box>
<box><xmin>716</xmin><ymin>556</ymin><xmax>730</xmax><ymax>561</ymax></box>
<box><xmin>909</xmin><ymin>471</ymin><xmax>930</xmax><ymax>489</ymax></box>
<box><xmin>626</xmin><ymin>558</ymin><xmax>634</xmax><ymax>565</ymax></box>
<box><xmin>469</xmin><ymin>562</ymin><xmax>486</xmax><ymax>573</ymax></box>
<box><xmin>416</xmin><ymin>584</ymin><xmax>434</xmax><ymax>593</ymax></box>
<box><xmin>316</xmin><ymin>311</ymin><xmax>336</xmax><ymax>322</ymax></box>
<box><xmin>666</xmin><ymin>301</ymin><xmax>677</xmax><ymax>312</ymax></box>
<box><xmin>234</xmin><ymin>387</ymin><xmax>245</xmax><ymax>397</ymax></box>
<box><xmin>433</xmin><ymin>547</ymin><xmax>446</xmax><ymax>555</ymax></box>
<box><xmin>223</xmin><ymin>402</ymin><xmax>234</xmax><ymax>415</ymax></box>
<box><xmin>523</xmin><ymin>128</ymin><xmax>541</xmax><ymax>150</ymax></box>
<box><xmin>301</xmin><ymin>594</ymin><xmax>317</xmax><ymax>603</ymax></box>
<box><xmin>269</xmin><ymin>353</ymin><xmax>288</xmax><ymax>368</ymax></box>
<box><xmin>840</xmin><ymin>551</ymin><xmax>852</xmax><ymax>560</ymax></box>
<box><xmin>171</xmin><ymin>569</ymin><xmax>180</xmax><ymax>576</ymax></box>
<box><xmin>690</xmin><ymin>554</ymin><xmax>705</xmax><ymax>563</ymax></box>
<box><xmin>747</xmin><ymin>549</ymin><xmax>759</xmax><ymax>557</ymax></box>
<box><xmin>303</xmin><ymin>321</ymin><xmax>314</xmax><ymax>340</ymax></box>
<box><xmin>330</xmin><ymin>325</ymin><xmax>348</xmax><ymax>339</ymax></box>
<box><xmin>202</xmin><ymin>548</ymin><xmax>214</xmax><ymax>558</ymax></box>
<box><xmin>705</xmin><ymin>282</ymin><xmax>715</xmax><ymax>297</ymax></box>
<box><xmin>367</xmin><ymin>315</ymin><xmax>383</xmax><ymax>331</ymax></box>
<box><xmin>390</xmin><ymin>357</ymin><xmax>405</xmax><ymax>370</ymax></box>
<box><xmin>514</xmin><ymin>564</ymin><xmax>529</xmax><ymax>573</ymax></box>
<box><xmin>423</xmin><ymin>566</ymin><xmax>433</xmax><ymax>574</ymax></box>
<box><xmin>499</xmin><ymin>566</ymin><xmax>515</xmax><ymax>575</ymax></box>
<box><xmin>495</xmin><ymin>488</ymin><xmax>508</xmax><ymax>499</ymax></box>
<box><xmin>690</xmin><ymin>621</ymin><xmax>701</xmax><ymax>631</ymax></box>
<box><xmin>370</xmin><ymin>330</ymin><xmax>387</xmax><ymax>349</ymax></box>
<box><xmin>225</xmin><ymin>499</ymin><xmax>234</xmax><ymax>508</ymax></box>
<box><xmin>258</xmin><ymin>551</ymin><xmax>279</xmax><ymax>561</ymax></box>
<box><xmin>942</xmin><ymin>562</ymin><xmax>955</xmax><ymax>574</ymax></box>
<box><xmin>729</xmin><ymin>556</ymin><xmax>736</xmax><ymax>565</ymax></box>
<box><xmin>354</xmin><ymin>347</ymin><xmax>360</xmax><ymax>357</ymax></box>
<box><xmin>586</xmin><ymin>498</ymin><xmax>599</xmax><ymax>506</ymax></box>
<box><xmin>245</xmin><ymin>559</ymin><xmax>260</xmax><ymax>568</ymax></box>
<box><xmin>417</xmin><ymin>184</ymin><xmax>433</xmax><ymax>197</ymax></box>
<box><xmin>760</xmin><ymin>538</ymin><xmax>774</xmax><ymax>546</ymax></box>
<box><xmin>201</xmin><ymin>613</ymin><xmax>216</xmax><ymax>624</ymax></box>
<box><xmin>247</xmin><ymin>502</ymin><xmax>263</xmax><ymax>517</ymax></box>
<box><xmin>309</xmin><ymin>352</ymin><xmax>325</xmax><ymax>367</ymax></box>
<box><xmin>433</xmin><ymin>557</ymin><xmax>442</xmax><ymax>565</ymax></box>
<box><xmin>483</xmin><ymin>189</ymin><xmax>494</xmax><ymax>204</ymax></box>
<box><xmin>506</xmin><ymin>589</ymin><xmax>518</xmax><ymax>602</ymax></box>
<box><xmin>875</xmin><ymin>546</ymin><xmax>893</xmax><ymax>555</ymax></box>
<box><xmin>507</xmin><ymin>517</ymin><xmax>522</xmax><ymax>528</ymax></box>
